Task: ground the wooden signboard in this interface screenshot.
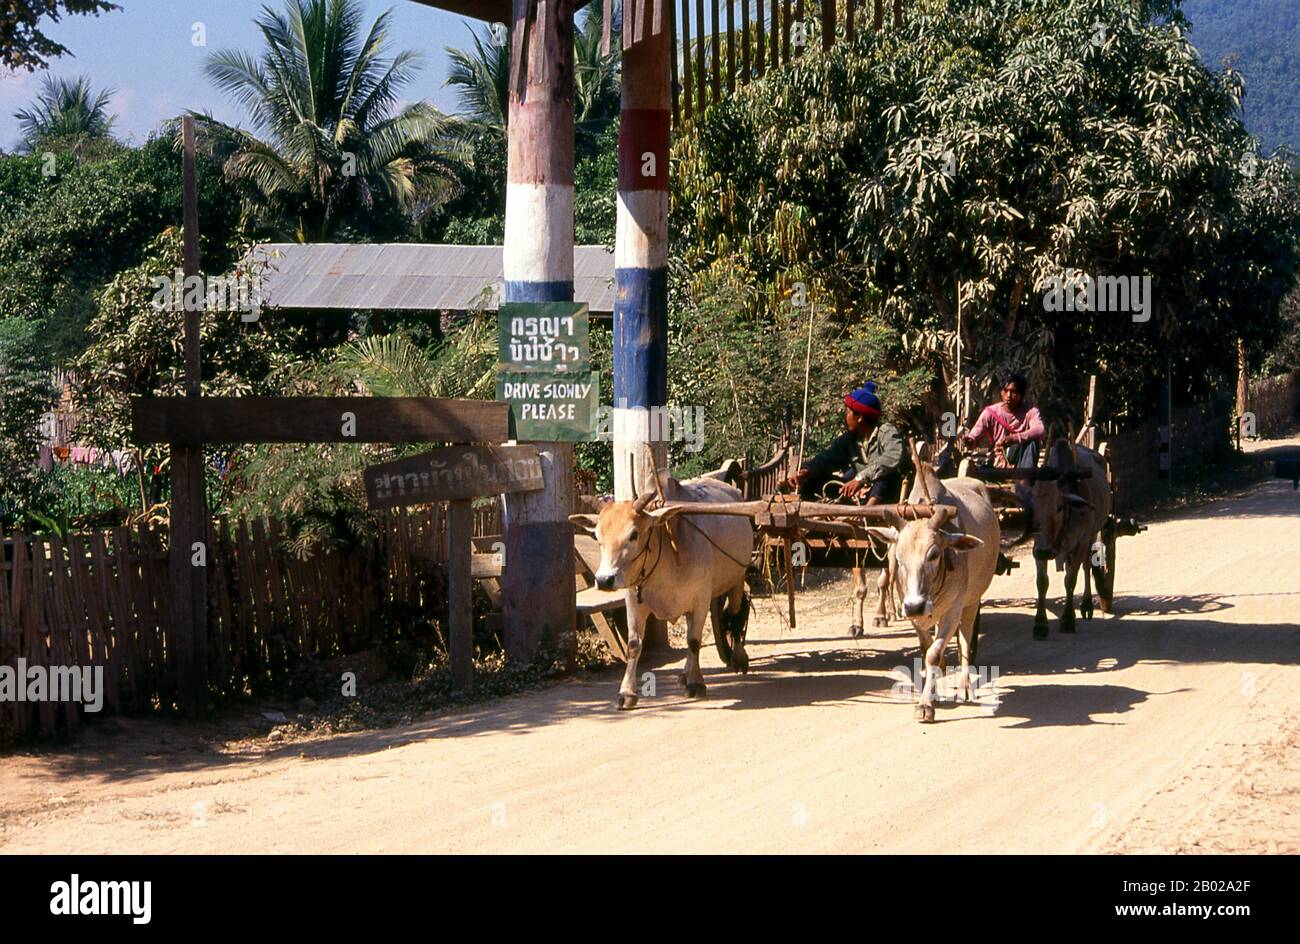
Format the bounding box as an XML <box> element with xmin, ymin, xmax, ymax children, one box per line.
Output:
<box><xmin>364</xmin><ymin>445</ymin><xmax>544</xmax><ymax>509</ymax></box>
<box><xmin>498</xmin><ymin>302</ymin><xmax>589</xmax><ymax>371</ymax></box>
<box><xmin>132</xmin><ymin>396</ymin><xmax>509</xmax><ymax>445</ymax></box>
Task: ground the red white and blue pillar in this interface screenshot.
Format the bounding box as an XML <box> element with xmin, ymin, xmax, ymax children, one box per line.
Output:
<box><xmin>613</xmin><ymin>11</ymin><xmax>671</xmax><ymax>500</ymax></box>
<box><xmin>502</xmin><ymin>0</ymin><xmax>577</xmax><ymax>662</ymax></box>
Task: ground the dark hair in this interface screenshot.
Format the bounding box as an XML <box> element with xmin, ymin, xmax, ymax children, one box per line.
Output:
<box><xmin>999</xmin><ymin>371</ymin><xmax>1028</xmax><ymax>395</ymax></box>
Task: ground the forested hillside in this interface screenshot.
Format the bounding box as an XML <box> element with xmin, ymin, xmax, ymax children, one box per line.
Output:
<box><xmin>1183</xmin><ymin>0</ymin><xmax>1299</xmax><ymax>152</ymax></box>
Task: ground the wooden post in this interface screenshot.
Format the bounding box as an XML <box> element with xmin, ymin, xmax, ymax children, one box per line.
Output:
<box><xmin>680</xmin><ymin>0</ymin><xmax>693</xmax><ymax>119</ymax></box>
<box><xmin>822</xmin><ymin>0</ymin><xmax>835</xmax><ymax>50</ymax></box>
<box><xmin>447</xmin><ymin>498</ymin><xmax>473</xmax><ymax>690</ymax></box>
<box><xmin>615</xmin><ymin>0</ymin><xmax>672</xmax><ymax>654</ymax></box>
<box><xmin>502</xmin><ymin>0</ymin><xmax>578</xmax><ymax>665</ymax></box>
<box><xmin>1236</xmin><ymin>336</ymin><xmax>1248</xmax><ymax>448</ymax></box>
<box><xmin>170</xmin><ymin>115</ymin><xmax>209</xmax><ymax>717</ymax></box>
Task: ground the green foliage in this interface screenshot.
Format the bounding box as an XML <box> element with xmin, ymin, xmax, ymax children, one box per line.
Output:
<box><xmin>0</xmin><ymin>1</ymin><xmax>119</xmax><ymax>72</ymax></box>
<box><xmin>73</xmin><ymin>230</ymin><xmax>308</xmax><ymax>460</ymax></box>
<box><xmin>0</xmin><ymin>317</ymin><xmax>53</xmax><ymax>523</ymax></box>
<box><xmin>665</xmin><ymin>272</ymin><xmax>929</xmax><ymax>480</ymax></box>
<box><xmin>13</xmin><ymin>73</ymin><xmax>117</xmax><ymax>155</ymax></box>
<box><xmin>0</xmin><ymin>136</ymin><xmax>242</xmax><ymax>362</ymax></box>
<box><xmin>226</xmin><ymin>316</ymin><xmax>498</xmax><ymax>553</ymax></box>
<box><xmin>1184</xmin><ymin>0</ymin><xmax>1300</xmax><ymax>153</ymax></box>
<box><xmin>194</xmin><ymin>0</ymin><xmax>461</xmax><ymax>241</ymax></box>
<box><xmin>673</xmin><ymin>0</ymin><xmax>1300</xmax><ymax>430</ymax></box>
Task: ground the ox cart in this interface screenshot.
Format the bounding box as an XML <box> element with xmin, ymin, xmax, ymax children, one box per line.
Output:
<box><xmin>579</xmin><ymin>430</ymin><xmax>1145</xmax><ymax>667</ymax></box>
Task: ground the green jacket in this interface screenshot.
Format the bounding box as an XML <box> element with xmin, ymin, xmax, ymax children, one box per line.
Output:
<box><xmin>806</xmin><ymin>421</ymin><xmax>905</xmax><ymax>484</ymax></box>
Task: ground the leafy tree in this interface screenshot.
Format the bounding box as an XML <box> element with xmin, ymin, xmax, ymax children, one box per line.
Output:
<box><xmin>0</xmin><ymin>135</ymin><xmax>242</xmax><ymax>361</ymax></box>
<box><xmin>195</xmin><ymin>0</ymin><xmax>460</xmax><ymax>240</ymax></box>
<box><xmin>0</xmin><ymin>317</ymin><xmax>53</xmax><ymax>523</ymax></box>
<box><xmin>0</xmin><ymin>1</ymin><xmax>119</xmax><ymax>72</ymax></box>
<box><xmin>673</xmin><ymin>0</ymin><xmax>1300</xmax><ymax>430</ymax></box>
<box><xmin>13</xmin><ymin>74</ymin><xmax>118</xmax><ymax>156</ymax></box>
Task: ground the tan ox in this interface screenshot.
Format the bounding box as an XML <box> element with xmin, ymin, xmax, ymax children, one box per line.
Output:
<box><xmin>867</xmin><ymin>465</ymin><xmax>1001</xmax><ymax>722</ymax></box>
<box><xmin>570</xmin><ymin>473</ymin><xmax>754</xmax><ymax>710</ymax></box>
<box><xmin>1029</xmin><ymin>439</ymin><xmax>1112</xmax><ymax>638</ymax></box>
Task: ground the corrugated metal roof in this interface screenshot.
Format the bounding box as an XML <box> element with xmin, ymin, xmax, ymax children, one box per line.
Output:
<box><xmin>250</xmin><ymin>243</ymin><xmax>616</xmax><ymax>314</ymax></box>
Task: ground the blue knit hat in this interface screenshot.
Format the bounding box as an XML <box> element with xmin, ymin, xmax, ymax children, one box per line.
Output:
<box><xmin>845</xmin><ymin>381</ymin><xmax>882</xmax><ymax>417</ymax></box>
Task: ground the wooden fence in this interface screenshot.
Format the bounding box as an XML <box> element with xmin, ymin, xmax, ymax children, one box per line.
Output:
<box><xmin>1246</xmin><ymin>369</ymin><xmax>1300</xmax><ymax>437</ymax></box>
<box><xmin>0</xmin><ymin>503</ymin><xmax>501</xmax><ymax>739</ymax></box>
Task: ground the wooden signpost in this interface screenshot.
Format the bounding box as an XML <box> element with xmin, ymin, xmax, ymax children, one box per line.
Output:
<box><xmin>364</xmin><ymin>445</ymin><xmax>544</xmax><ymax>690</ymax></box>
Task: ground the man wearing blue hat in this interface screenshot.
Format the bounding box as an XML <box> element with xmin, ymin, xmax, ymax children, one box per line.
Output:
<box><xmin>785</xmin><ymin>381</ymin><xmax>906</xmax><ymax>503</ymax></box>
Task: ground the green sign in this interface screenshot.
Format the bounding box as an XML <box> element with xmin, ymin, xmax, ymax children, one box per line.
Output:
<box><xmin>497</xmin><ymin>302</ymin><xmax>589</xmax><ymax>371</ymax></box>
<box><xmin>496</xmin><ymin>370</ymin><xmax>599</xmax><ymax>442</ymax></box>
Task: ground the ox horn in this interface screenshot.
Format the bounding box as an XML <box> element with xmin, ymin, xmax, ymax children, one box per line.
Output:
<box><xmin>632</xmin><ymin>491</ymin><xmax>656</xmax><ymax>514</ymax></box>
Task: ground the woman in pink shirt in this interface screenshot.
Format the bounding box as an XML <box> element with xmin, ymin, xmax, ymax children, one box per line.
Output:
<box><xmin>963</xmin><ymin>371</ymin><xmax>1045</xmax><ymax>468</ymax></box>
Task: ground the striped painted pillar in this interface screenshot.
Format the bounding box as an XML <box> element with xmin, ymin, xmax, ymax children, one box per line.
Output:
<box><xmin>613</xmin><ymin>13</ymin><xmax>671</xmax><ymax>501</ymax></box>
<box><xmin>502</xmin><ymin>0</ymin><xmax>577</xmax><ymax>663</ymax></box>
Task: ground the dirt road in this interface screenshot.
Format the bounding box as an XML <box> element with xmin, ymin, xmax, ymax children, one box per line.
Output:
<box><xmin>2</xmin><ymin>441</ymin><xmax>1297</xmax><ymax>854</ymax></box>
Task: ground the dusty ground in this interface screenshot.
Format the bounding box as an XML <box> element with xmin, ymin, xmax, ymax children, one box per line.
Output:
<box><xmin>1</xmin><ymin>438</ymin><xmax>1296</xmax><ymax>854</ymax></box>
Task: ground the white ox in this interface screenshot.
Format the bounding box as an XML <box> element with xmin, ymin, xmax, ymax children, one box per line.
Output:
<box><xmin>570</xmin><ymin>472</ymin><xmax>754</xmax><ymax>709</ymax></box>
<box><xmin>867</xmin><ymin>465</ymin><xmax>1001</xmax><ymax>722</ymax></box>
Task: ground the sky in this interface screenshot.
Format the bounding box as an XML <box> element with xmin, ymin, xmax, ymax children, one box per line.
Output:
<box><xmin>0</xmin><ymin>0</ymin><xmax>492</xmax><ymax>150</ymax></box>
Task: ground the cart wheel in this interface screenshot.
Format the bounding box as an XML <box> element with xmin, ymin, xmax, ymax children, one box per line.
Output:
<box><xmin>711</xmin><ymin>592</ymin><xmax>750</xmax><ymax>671</ymax></box>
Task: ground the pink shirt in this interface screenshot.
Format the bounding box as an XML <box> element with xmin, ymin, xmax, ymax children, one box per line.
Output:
<box><xmin>968</xmin><ymin>402</ymin><xmax>1045</xmax><ymax>447</ymax></box>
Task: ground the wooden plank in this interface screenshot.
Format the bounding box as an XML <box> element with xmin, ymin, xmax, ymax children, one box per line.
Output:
<box><xmin>695</xmin><ymin>0</ymin><xmax>706</xmax><ymax>110</ymax></box>
<box><xmin>670</xmin><ymin>0</ymin><xmax>680</xmax><ymax>120</ymax></box>
<box><xmin>846</xmin><ymin>0</ymin><xmax>854</xmax><ymax>41</ymax></box>
<box><xmin>726</xmin><ymin>0</ymin><xmax>735</xmax><ymax>92</ymax></box>
<box><xmin>169</xmin><ymin>443</ymin><xmax>207</xmax><ymax>716</ymax></box>
<box><xmin>892</xmin><ymin>0</ymin><xmax>901</xmax><ymax>28</ymax></box>
<box><xmin>874</xmin><ymin>0</ymin><xmax>883</xmax><ymax>30</ymax></box>
<box><xmin>365</xmin><ymin>445</ymin><xmax>543</xmax><ymax>509</ymax></box>
<box><xmin>448</xmin><ymin>499</ymin><xmax>474</xmax><ymax>691</ymax></box>
<box><xmin>741</xmin><ymin>0</ymin><xmax>750</xmax><ymax>81</ymax></box>
<box><xmin>822</xmin><ymin>0</ymin><xmax>834</xmax><ymax>49</ymax></box>
<box><xmin>679</xmin><ymin>0</ymin><xmax>692</xmax><ymax>119</ymax></box>
<box><xmin>711</xmin><ymin>0</ymin><xmax>721</xmax><ymax>101</ymax></box>
<box><xmin>407</xmin><ymin>0</ymin><xmax>512</xmax><ymax>24</ymax></box>
<box><xmin>781</xmin><ymin>0</ymin><xmax>790</xmax><ymax>65</ymax></box>
<box><xmin>588</xmin><ymin>610</ymin><xmax>628</xmax><ymax>660</ymax></box>
<box><xmin>624</xmin><ymin>0</ymin><xmax>634</xmax><ymax>48</ymax></box>
<box><xmin>111</xmin><ymin>527</ymin><xmax>141</xmax><ymax>706</ymax></box>
<box><xmin>576</xmin><ymin>586</ymin><xmax>626</xmax><ymax>613</ymax></box>
<box><xmin>602</xmin><ymin>0</ymin><xmax>613</xmax><ymax>54</ymax></box>
<box><xmin>87</xmin><ymin>533</ymin><xmax>122</xmax><ymax>711</ymax></box>
<box><xmin>131</xmin><ymin>397</ymin><xmax>510</xmax><ymax>446</ymax></box>
<box><xmin>756</xmin><ymin>0</ymin><xmax>765</xmax><ymax>78</ymax></box>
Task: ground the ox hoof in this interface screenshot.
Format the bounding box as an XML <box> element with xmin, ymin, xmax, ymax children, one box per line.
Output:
<box><xmin>616</xmin><ymin>693</ymin><xmax>639</xmax><ymax>710</ymax></box>
<box><xmin>1059</xmin><ymin>620</ymin><xmax>1077</xmax><ymax>634</ymax></box>
<box><xmin>873</xmin><ymin>616</ymin><xmax>890</xmax><ymax>628</ymax></box>
<box><xmin>685</xmin><ymin>681</ymin><xmax>707</xmax><ymax>699</ymax></box>
<box><xmin>914</xmin><ymin>703</ymin><xmax>935</xmax><ymax>723</ymax></box>
<box><xmin>849</xmin><ymin>623</ymin><xmax>864</xmax><ymax>638</ymax></box>
<box><xmin>731</xmin><ymin>651</ymin><xmax>749</xmax><ymax>674</ymax></box>
<box><xmin>1033</xmin><ymin>622</ymin><xmax>1049</xmax><ymax>640</ymax></box>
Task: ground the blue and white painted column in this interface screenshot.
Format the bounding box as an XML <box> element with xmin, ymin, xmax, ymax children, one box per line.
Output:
<box><xmin>613</xmin><ymin>15</ymin><xmax>671</xmax><ymax>501</ymax></box>
<box><xmin>501</xmin><ymin>0</ymin><xmax>577</xmax><ymax>662</ymax></box>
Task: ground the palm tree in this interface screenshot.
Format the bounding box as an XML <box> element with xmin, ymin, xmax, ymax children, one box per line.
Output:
<box><xmin>196</xmin><ymin>0</ymin><xmax>460</xmax><ymax>241</ymax></box>
<box><xmin>14</xmin><ymin>74</ymin><xmax>117</xmax><ymax>155</ymax></box>
<box><xmin>443</xmin><ymin>4</ymin><xmax>619</xmax><ymax>145</ymax></box>
<box><xmin>444</xmin><ymin>24</ymin><xmax>509</xmax><ymax>138</ymax></box>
